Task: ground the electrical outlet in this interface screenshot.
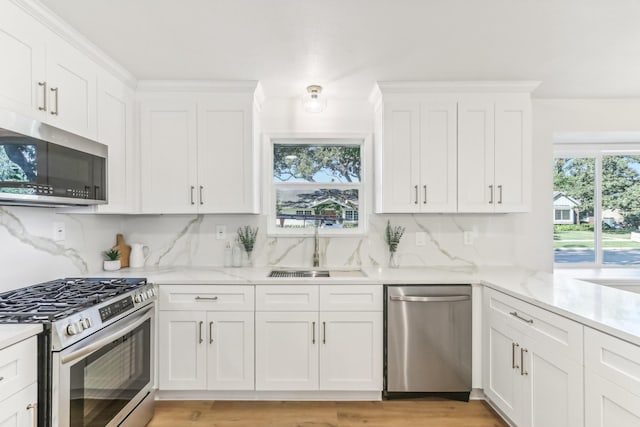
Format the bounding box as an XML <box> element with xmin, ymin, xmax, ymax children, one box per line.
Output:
<box><xmin>463</xmin><ymin>231</ymin><xmax>474</xmax><ymax>245</ymax></box>
<box><xmin>53</xmin><ymin>222</ymin><xmax>66</xmax><ymax>242</ymax></box>
<box><xmin>215</xmin><ymin>225</ymin><xmax>227</xmax><ymax>240</ymax></box>
<box><xmin>415</xmin><ymin>232</ymin><xmax>427</xmax><ymax>246</ymax></box>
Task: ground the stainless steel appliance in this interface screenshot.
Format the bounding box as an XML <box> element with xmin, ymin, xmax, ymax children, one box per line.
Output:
<box><xmin>384</xmin><ymin>284</ymin><xmax>472</xmax><ymax>400</ymax></box>
<box><xmin>0</xmin><ymin>110</ymin><xmax>107</xmax><ymax>207</ymax></box>
<box><xmin>0</xmin><ymin>277</ymin><xmax>156</xmax><ymax>427</ymax></box>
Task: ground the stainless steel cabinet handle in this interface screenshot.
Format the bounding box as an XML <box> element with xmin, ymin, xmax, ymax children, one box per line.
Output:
<box><xmin>38</xmin><ymin>82</ymin><xmax>47</xmax><ymax>111</ymax></box>
<box><xmin>414</xmin><ymin>185</ymin><xmax>418</xmax><ymax>204</ymax></box>
<box><xmin>512</xmin><ymin>342</ymin><xmax>520</xmax><ymax>369</ymax></box>
<box><xmin>199</xmin><ymin>185</ymin><xmax>204</xmax><ymax>205</ymax></box>
<box><xmin>489</xmin><ymin>185</ymin><xmax>494</xmax><ymax>204</ymax></box>
<box><xmin>199</xmin><ymin>321</ymin><xmax>203</xmax><ymax>344</ymax></box>
<box><xmin>190</xmin><ymin>186</ymin><xmax>195</xmax><ymax>205</ymax></box>
<box><xmin>312</xmin><ymin>321</ymin><xmax>316</xmax><ymax>344</ymax></box>
<box><xmin>390</xmin><ymin>295</ymin><xmax>470</xmax><ymax>303</ymax></box>
<box><xmin>195</xmin><ymin>296</ymin><xmax>218</xmax><ymax>301</ymax></box>
<box><xmin>322</xmin><ymin>321</ymin><xmax>326</xmax><ymax>344</ymax></box>
<box><xmin>510</xmin><ymin>311</ymin><xmax>534</xmax><ymax>324</ymax></box>
<box><xmin>27</xmin><ymin>403</ymin><xmax>37</xmax><ymax>427</ymax></box>
<box><xmin>423</xmin><ymin>185</ymin><xmax>427</xmax><ymax>204</ymax></box>
<box><xmin>209</xmin><ymin>321</ymin><xmax>214</xmax><ymax>344</ymax></box>
<box><xmin>50</xmin><ymin>87</ymin><xmax>59</xmax><ymax>115</ymax></box>
<box><xmin>520</xmin><ymin>348</ymin><xmax>528</xmax><ymax>376</ymax></box>
<box><xmin>498</xmin><ymin>185</ymin><xmax>503</xmax><ymax>204</ymax></box>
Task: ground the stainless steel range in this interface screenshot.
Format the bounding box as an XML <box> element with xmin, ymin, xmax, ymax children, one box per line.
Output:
<box><xmin>0</xmin><ymin>277</ymin><xmax>156</xmax><ymax>427</ymax></box>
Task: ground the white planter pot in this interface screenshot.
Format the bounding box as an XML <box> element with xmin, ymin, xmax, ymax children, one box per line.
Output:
<box><xmin>103</xmin><ymin>260</ymin><xmax>121</xmax><ymax>271</ymax></box>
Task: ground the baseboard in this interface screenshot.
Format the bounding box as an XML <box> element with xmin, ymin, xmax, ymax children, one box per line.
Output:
<box><xmin>156</xmin><ymin>389</ymin><xmax>382</xmax><ymax>401</ymax></box>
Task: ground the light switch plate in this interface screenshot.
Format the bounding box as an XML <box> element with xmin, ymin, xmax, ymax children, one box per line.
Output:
<box><xmin>415</xmin><ymin>232</ymin><xmax>427</xmax><ymax>246</ymax></box>
<box><xmin>215</xmin><ymin>225</ymin><xmax>227</xmax><ymax>240</ymax></box>
<box><xmin>53</xmin><ymin>222</ymin><xmax>65</xmax><ymax>242</ymax></box>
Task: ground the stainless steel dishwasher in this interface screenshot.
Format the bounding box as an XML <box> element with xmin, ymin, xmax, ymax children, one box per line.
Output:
<box><xmin>384</xmin><ymin>284</ymin><xmax>472</xmax><ymax>400</ymax></box>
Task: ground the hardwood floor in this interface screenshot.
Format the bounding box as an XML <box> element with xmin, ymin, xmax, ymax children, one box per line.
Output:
<box><xmin>147</xmin><ymin>400</ymin><xmax>508</xmax><ymax>427</ymax></box>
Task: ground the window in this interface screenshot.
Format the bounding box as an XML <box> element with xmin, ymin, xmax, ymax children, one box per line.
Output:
<box><xmin>554</xmin><ymin>148</ymin><xmax>640</xmax><ymax>266</ymax></box>
<box><xmin>270</xmin><ymin>138</ymin><xmax>364</xmax><ymax>234</ymax></box>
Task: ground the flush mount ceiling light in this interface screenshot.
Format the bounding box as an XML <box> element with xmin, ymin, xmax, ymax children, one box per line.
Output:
<box><xmin>302</xmin><ymin>85</ymin><xmax>326</xmax><ymax>113</ymax></box>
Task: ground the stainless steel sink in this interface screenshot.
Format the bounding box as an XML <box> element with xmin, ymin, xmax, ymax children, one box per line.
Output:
<box><xmin>268</xmin><ymin>270</ymin><xmax>331</xmax><ymax>278</ymax></box>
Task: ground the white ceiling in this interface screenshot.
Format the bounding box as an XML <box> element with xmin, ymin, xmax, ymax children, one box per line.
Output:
<box><xmin>39</xmin><ymin>0</ymin><xmax>640</xmax><ymax>99</ymax></box>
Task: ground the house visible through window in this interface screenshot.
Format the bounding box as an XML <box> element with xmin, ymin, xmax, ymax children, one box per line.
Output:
<box><xmin>271</xmin><ymin>139</ymin><xmax>363</xmax><ymax>234</ymax></box>
<box><xmin>553</xmin><ymin>150</ymin><xmax>640</xmax><ymax>265</ymax></box>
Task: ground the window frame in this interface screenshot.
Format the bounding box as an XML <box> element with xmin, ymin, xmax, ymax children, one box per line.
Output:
<box><xmin>554</xmin><ymin>140</ymin><xmax>640</xmax><ymax>268</ymax></box>
<box><xmin>263</xmin><ymin>133</ymin><xmax>372</xmax><ymax>237</ymax></box>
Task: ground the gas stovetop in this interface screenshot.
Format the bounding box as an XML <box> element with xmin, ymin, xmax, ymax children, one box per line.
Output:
<box><xmin>0</xmin><ymin>277</ymin><xmax>148</xmax><ymax>322</ymax></box>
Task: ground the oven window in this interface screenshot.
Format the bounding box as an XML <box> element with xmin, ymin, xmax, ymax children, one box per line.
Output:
<box><xmin>69</xmin><ymin>319</ymin><xmax>151</xmax><ymax>427</ymax></box>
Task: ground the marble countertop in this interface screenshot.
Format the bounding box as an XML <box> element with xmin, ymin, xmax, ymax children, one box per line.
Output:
<box><xmin>92</xmin><ymin>265</ymin><xmax>640</xmax><ymax>346</ymax></box>
<box><xmin>0</xmin><ymin>324</ymin><xmax>42</xmax><ymax>351</ymax></box>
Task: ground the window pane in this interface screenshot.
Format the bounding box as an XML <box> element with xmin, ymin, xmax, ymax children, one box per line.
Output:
<box><xmin>602</xmin><ymin>155</ymin><xmax>640</xmax><ymax>265</ymax></box>
<box><xmin>275</xmin><ymin>188</ymin><xmax>359</xmax><ymax>229</ymax></box>
<box><xmin>553</xmin><ymin>157</ymin><xmax>595</xmax><ymax>264</ymax></box>
<box><xmin>273</xmin><ymin>144</ymin><xmax>361</xmax><ymax>183</ymax></box>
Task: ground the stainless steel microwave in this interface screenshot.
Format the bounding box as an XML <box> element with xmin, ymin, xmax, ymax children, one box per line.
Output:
<box><xmin>0</xmin><ymin>110</ymin><xmax>107</xmax><ymax>207</ymax></box>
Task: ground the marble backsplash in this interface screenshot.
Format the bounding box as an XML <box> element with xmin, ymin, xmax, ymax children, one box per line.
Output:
<box><xmin>0</xmin><ymin>206</ymin><xmax>519</xmax><ymax>292</ymax></box>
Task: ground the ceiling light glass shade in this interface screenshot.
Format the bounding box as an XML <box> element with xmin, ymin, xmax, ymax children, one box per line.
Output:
<box><xmin>302</xmin><ymin>85</ymin><xmax>326</xmax><ymax>113</ymax></box>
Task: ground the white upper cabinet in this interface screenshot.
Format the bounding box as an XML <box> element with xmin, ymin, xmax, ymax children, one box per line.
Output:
<box><xmin>0</xmin><ymin>1</ymin><xmax>98</xmax><ymax>139</ymax></box>
<box><xmin>138</xmin><ymin>82</ymin><xmax>262</xmax><ymax>214</ymax></box>
<box><xmin>458</xmin><ymin>95</ymin><xmax>532</xmax><ymax>212</ymax></box>
<box><xmin>372</xmin><ymin>82</ymin><xmax>537</xmax><ymax>214</ymax></box>
<box><xmin>374</xmin><ymin>94</ymin><xmax>457</xmax><ymax>213</ymax></box>
<box><xmin>95</xmin><ymin>71</ymin><xmax>136</xmax><ymax>213</ymax></box>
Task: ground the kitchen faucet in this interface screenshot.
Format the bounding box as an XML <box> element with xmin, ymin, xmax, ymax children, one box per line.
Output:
<box><xmin>313</xmin><ymin>221</ymin><xmax>320</xmax><ymax>267</ymax></box>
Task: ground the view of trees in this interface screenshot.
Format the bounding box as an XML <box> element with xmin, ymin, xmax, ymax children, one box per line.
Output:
<box><xmin>273</xmin><ymin>144</ymin><xmax>361</xmax><ymax>183</ymax></box>
<box><xmin>0</xmin><ymin>144</ymin><xmax>34</xmax><ymax>182</ymax></box>
<box><xmin>554</xmin><ymin>155</ymin><xmax>640</xmax><ymax>229</ymax></box>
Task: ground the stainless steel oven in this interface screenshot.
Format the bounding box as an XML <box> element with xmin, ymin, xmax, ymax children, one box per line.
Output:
<box><xmin>52</xmin><ymin>304</ymin><xmax>155</xmax><ymax>427</ymax></box>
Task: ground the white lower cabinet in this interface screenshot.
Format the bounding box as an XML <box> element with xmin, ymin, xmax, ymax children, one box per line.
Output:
<box><xmin>255</xmin><ymin>285</ymin><xmax>383</xmax><ymax>392</ymax></box>
<box><xmin>0</xmin><ymin>337</ymin><xmax>37</xmax><ymax>427</ymax></box>
<box><xmin>584</xmin><ymin>327</ymin><xmax>640</xmax><ymax>427</ymax></box>
<box><xmin>158</xmin><ymin>285</ymin><xmax>255</xmax><ymax>391</ymax></box>
<box><xmin>483</xmin><ymin>288</ymin><xmax>583</xmax><ymax>427</ymax></box>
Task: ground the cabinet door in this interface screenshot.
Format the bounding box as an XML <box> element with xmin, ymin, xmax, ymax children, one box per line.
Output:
<box><xmin>0</xmin><ymin>1</ymin><xmax>46</xmax><ymax>118</ymax></box>
<box><xmin>45</xmin><ymin>33</ymin><xmax>97</xmax><ymax>139</ymax></box>
<box><xmin>140</xmin><ymin>101</ymin><xmax>198</xmax><ymax>213</ymax></box>
<box><xmin>484</xmin><ymin>315</ymin><xmax>520</xmax><ymax>423</ymax></box>
<box><xmin>197</xmin><ymin>97</ymin><xmax>256</xmax><ymax>213</ymax></box>
<box><xmin>457</xmin><ymin>99</ymin><xmax>495</xmax><ymax>212</ymax></box>
<box><xmin>380</xmin><ymin>101</ymin><xmax>421</xmax><ymax>212</ymax></box>
<box><xmin>319</xmin><ymin>311</ymin><xmax>382</xmax><ymax>391</ymax></box>
<box><xmin>520</xmin><ymin>340</ymin><xmax>584</xmax><ymax>427</ymax></box>
<box><xmin>255</xmin><ymin>311</ymin><xmax>318</xmax><ymax>390</ymax></box>
<box><xmin>158</xmin><ymin>311</ymin><xmax>206</xmax><ymax>390</ymax></box>
<box><xmin>494</xmin><ymin>99</ymin><xmax>531</xmax><ymax>212</ymax></box>
<box><xmin>419</xmin><ymin>101</ymin><xmax>458</xmax><ymax>212</ymax></box>
<box><xmin>585</xmin><ymin>372</ymin><xmax>640</xmax><ymax>427</ymax></box>
<box><xmin>96</xmin><ymin>72</ymin><xmax>135</xmax><ymax>213</ymax></box>
<box><xmin>0</xmin><ymin>383</ymin><xmax>37</xmax><ymax>427</ymax></box>
<box><xmin>206</xmin><ymin>311</ymin><xmax>254</xmax><ymax>390</ymax></box>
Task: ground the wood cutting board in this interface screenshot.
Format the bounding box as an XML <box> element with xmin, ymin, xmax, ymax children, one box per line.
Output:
<box><xmin>112</xmin><ymin>233</ymin><xmax>131</xmax><ymax>268</ymax></box>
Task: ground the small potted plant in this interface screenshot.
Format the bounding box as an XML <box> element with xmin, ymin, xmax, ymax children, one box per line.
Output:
<box><xmin>103</xmin><ymin>248</ymin><xmax>121</xmax><ymax>271</ymax></box>
<box><xmin>385</xmin><ymin>220</ymin><xmax>405</xmax><ymax>268</ymax></box>
<box><xmin>237</xmin><ymin>225</ymin><xmax>258</xmax><ymax>266</ymax></box>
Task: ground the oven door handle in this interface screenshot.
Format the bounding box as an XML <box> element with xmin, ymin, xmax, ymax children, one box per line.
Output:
<box><xmin>61</xmin><ymin>306</ymin><xmax>153</xmax><ymax>365</ymax></box>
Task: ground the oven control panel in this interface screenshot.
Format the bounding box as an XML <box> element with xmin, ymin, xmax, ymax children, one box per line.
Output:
<box><xmin>99</xmin><ymin>296</ymin><xmax>135</xmax><ymax>322</ymax></box>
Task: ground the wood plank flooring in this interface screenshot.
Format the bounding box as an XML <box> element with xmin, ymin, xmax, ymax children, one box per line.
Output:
<box><xmin>147</xmin><ymin>400</ymin><xmax>508</xmax><ymax>427</ymax></box>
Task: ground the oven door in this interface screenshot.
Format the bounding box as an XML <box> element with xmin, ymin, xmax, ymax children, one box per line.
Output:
<box><xmin>52</xmin><ymin>305</ymin><xmax>154</xmax><ymax>427</ymax></box>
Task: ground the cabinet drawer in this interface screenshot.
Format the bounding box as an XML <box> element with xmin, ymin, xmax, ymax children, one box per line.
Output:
<box><xmin>0</xmin><ymin>337</ymin><xmax>37</xmax><ymax>402</ymax></box>
<box><xmin>256</xmin><ymin>286</ymin><xmax>319</xmax><ymax>311</ymax></box>
<box><xmin>320</xmin><ymin>285</ymin><xmax>382</xmax><ymax>311</ymax></box>
<box><xmin>485</xmin><ymin>288</ymin><xmax>583</xmax><ymax>363</ymax></box>
<box><xmin>159</xmin><ymin>285</ymin><xmax>254</xmax><ymax>311</ymax></box>
<box><xmin>585</xmin><ymin>327</ymin><xmax>640</xmax><ymax>396</ymax></box>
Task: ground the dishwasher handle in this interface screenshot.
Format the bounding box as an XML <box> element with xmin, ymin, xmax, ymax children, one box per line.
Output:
<box><xmin>389</xmin><ymin>295</ymin><xmax>470</xmax><ymax>303</ymax></box>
